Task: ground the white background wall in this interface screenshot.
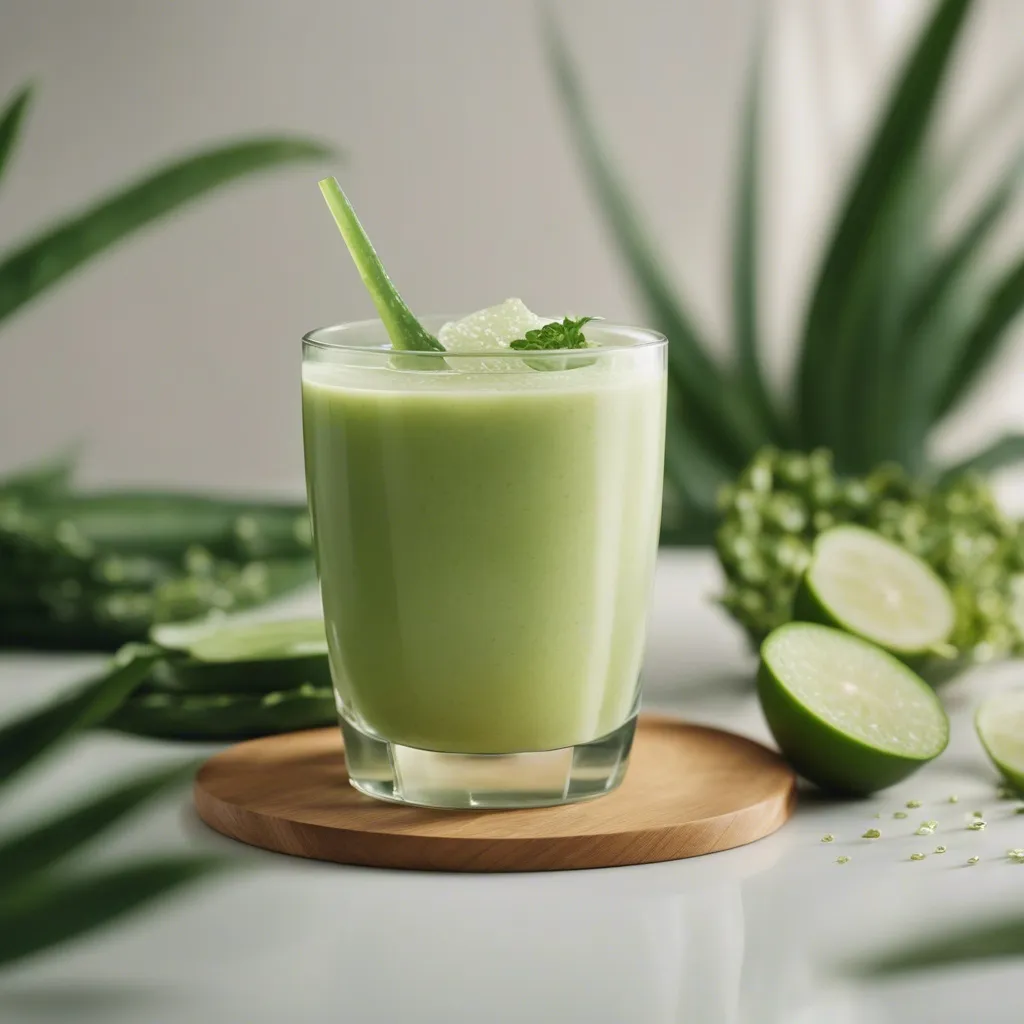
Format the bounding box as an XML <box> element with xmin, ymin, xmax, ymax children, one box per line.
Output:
<box><xmin>1</xmin><ymin>1</ymin><xmax>1022</xmax><ymax>498</ymax></box>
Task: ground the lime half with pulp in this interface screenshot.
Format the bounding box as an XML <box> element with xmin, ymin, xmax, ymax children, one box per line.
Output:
<box><xmin>793</xmin><ymin>524</ymin><xmax>955</xmax><ymax>660</ymax></box>
<box><xmin>976</xmin><ymin>691</ymin><xmax>1024</xmax><ymax>794</ymax></box>
<box><xmin>758</xmin><ymin>622</ymin><xmax>949</xmax><ymax>795</ymax></box>
<box><xmin>150</xmin><ymin>617</ymin><xmax>331</xmax><ymax>694</ymax></box>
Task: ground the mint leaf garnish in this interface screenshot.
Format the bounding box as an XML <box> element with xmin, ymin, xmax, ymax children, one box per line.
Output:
<box><xmin>509</xmin><ymin>316</ymin><xmax>597</xmax><ymax>351</ymax></box>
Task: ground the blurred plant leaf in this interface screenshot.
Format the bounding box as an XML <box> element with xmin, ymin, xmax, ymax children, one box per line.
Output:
<box><xmin>732</xmin><ymin>28</ymin><xmax>787</xmax><ymax>444</ymax></box>
<box><xmin>663</xmin><ymin>390</ymin><xmax>729</xmax><ymax>517</ymax></box>
<box><xmin>852</xmin><ymin>915</ymin><xmax>1024</xmax><ymax>976</ymax></box>
<box><xmin>838</xmin><ymin>160</ymin><xmax>937</xmax><ymax>472</ymax></box>
<box><xmin>0</xmin><ymin>445</ymin><xmax>79</xmax><ymax>499</ymax></box>
<box><xmin>32</xmin><ymin>489</ymin><xmax>309</xmax><ymax>559</ymax></box>
<box><xmin>935</xmin><ymin>249</ymin><xmax>1024</xmax><ymax>415</ymax></box>
<box><xmin>941</xmin><ymin>60</ymin><xmax>1024</xmax><ymax>190</ymax></box>
<box><xmin>0</xmin><ymin>855</ymin><xmax>226</xmax><ymax>971</ymax></box>
<box><xmin>543</xmin><ymin>9</ymin><xmax>761</xmax><ymax>470</ymax></box>
<box><xmin>939</xmin><ymin>433</ymin><xmax>1024</xmax><ymax>481</ymax></box>
<box><xmin>0</xmin><ymin>84</ymin><xmax>32</xmax><ymax>189</ymax></box>
<box><xmin>888</xmin><ymin>147</ymin><xmax>1024</xmax><ymax>461</ymax></box>
<box><xmin>0</xmin><ymin>645</ymin><xmax>158</xmax><ymax>790</ymax></box>
<box><xmin>0</xmin><ymin>136</ymin><xmax>333</xmax><ymax>329</ymax></box>
<box><xmin>795</xmin><ymin>0</ymin><xmax>973</xmax><ymax>450</ymax></box>
<box><xmin>0</xmin><ymin>761</ymin><xmax>198</xmax><ymax>888</ymax></box>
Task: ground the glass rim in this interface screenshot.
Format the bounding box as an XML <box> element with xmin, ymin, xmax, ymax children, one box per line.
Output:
<box><xmin>302</xmin><ymin>316</ymin><xmax>668</xmax><ymax>358</ymax></box>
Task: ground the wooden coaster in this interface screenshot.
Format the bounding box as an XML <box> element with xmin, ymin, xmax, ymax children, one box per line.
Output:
<box><xmin>194</xmin><ymin>714</ymin><xmax>796</xmax><ymax>872</ymax></box>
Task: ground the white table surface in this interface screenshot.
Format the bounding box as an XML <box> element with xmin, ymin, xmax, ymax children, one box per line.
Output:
<box><xmin>1</xmin><ymin>549</ymin><xmax>1022</xmax><ymax>1024</ymax></box>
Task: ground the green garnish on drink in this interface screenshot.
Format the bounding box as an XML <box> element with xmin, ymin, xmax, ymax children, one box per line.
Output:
<box><xmin>509</xmin><ymin>316</ymin><xmax>596</xmax><ymax>351</ymax></box>
<box><xmin>318</xmin><ymin>176</ymin><xmax>443</xmax><ymax>354</ymax></box>
<box><xmin>318</xmin><ymin>177</ymin><xmax>598</xmax><ymax>369</ymax></box>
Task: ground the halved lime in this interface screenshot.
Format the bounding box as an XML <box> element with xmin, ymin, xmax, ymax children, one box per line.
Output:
<box><xmin>793</xmin><ymin>525</ymin><xmax>955</xmax><ymax>660</ymax></box>
<box><xmin>976</xmin><ymin>691</ymin><xmax>1024</xmax><ymax>793</ymax></box>
<box><xmin>758</xmin><ymin>622</ymin><xmax>949</xmax><ymax>795</ymax></box>
<box><xmin>150</xmin><ymin>617</ymin><xmax>331</xmax><ymax>694</ymax></box>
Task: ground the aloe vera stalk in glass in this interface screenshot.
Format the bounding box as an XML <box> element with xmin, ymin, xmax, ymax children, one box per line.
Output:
<box><xmin>304</xmin><ymin>178</ymin><xmax>666</xmax><ymax>809</ymax></box>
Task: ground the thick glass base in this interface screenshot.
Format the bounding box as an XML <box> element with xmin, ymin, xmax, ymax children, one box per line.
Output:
<box><xmin>340</xmin><ymin>714</ymin><xmax>637</xmax><ymax>810</ymax></box>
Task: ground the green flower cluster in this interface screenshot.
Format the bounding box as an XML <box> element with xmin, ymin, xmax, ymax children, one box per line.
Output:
<box><xmin>715</xmin><ymin>447</ymin><xmax>1024</xmax><ymax>661</ymax></box>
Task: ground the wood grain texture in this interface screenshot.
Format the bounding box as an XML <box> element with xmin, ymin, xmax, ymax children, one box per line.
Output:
<box><xmin>194</xmin><ymin>714</ymin><xmax>797</xmax><ymax>872</ymax></box>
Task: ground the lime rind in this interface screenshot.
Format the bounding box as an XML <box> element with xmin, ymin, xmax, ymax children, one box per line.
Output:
<box><xmin>759</xmin><ymin>622</ymin><xmax>949</xmax><ymax>795</ymax></box>
<box><xmin>797</xmin><ymin>525</ymin><xmax>955</xmax><ymax>657</ymax></box>
<box><xmin>976</xmin><ymin>691</ymin><xmax>1024</xmax><ymax>794</ymax></box>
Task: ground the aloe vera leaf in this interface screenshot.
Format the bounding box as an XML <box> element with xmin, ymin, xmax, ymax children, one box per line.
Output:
<box><xmin>0</xmin><ymin>761</ymin><xmax>198</xmax><ymax>889</ymax></box>
<box><xmin>542</xmin><ymin>10</ymin><xmax>761</xmax><ymax>470</ymax></box>
<box><xmin>930</xmin><ymin>245</ymin><xmax>1024</xmax><ymax>416</ymax></box>
<box><xmin>940</xmin><ymin>61</ymin><xmax>1024</xmax><ymax>191</ymax></box>
<box><xmin>0</xmin><ymin>137</ymin><xmax>332</xmax><ymax>329</ymax></box>
<box><xmin>663</xmin><ymin>389</ymin><xmax>729</xmax><ymax>517</ymax></box>
<box><xmin>31</xmin><ymin>491</ymin><xmax>310</xmax><ymax>560</ymax></box>
<box><xmin>731</xmin><ymin>28</ymin><xmax>789</xmax><ymax>444</ymax></box>
<box><xmin>0</xmin><ymin>446</ymin><xmax>79</xmax><ymax>499</ymax></box>
<box><xmin>0</xmin><ymin>645</ymin><xmax>159</xmax><ymax>789</ymax></box>
<box><xmin>318</xmin><ymin>176</ymin><xmax>443</xmax><ymax>354</ymax></box>
<box><xmin>938</xmin><ymin>434</ymin><xmax>1024</xmax><ymax>482</ymax></box>
<box><xmin>0</xmin><ymin>84</ymin><xmax>32</xmax><ymax>189</ymax></box>
<box><xmin>850</xmin><ymin>914</ymin><xmax>1024</xmax><ymax>976</ymax></box>
<box><xmin>892</xmin><ymin>148</ymin><xmax>1024</xmax><ymax>460</ymax></box>
<box><xmin>106</xmin><ymin>683</ymin><xmax>335</xmax><ymax>740</ymax></box>
<box><xmin>794</xmin><ymin>0</ymin><xmax>974</xmax><ymax>448</ymax></box>
<box><xmin>0</xmin><ymin>856</ymin><xmax>227</xmax><ymax>971</ymax></box>
<box><xmin>842</xmin><ymin>161</ymin><xmax>937</xmax><ymax>472</ymax></box>
<box><xmin>149</xmin><ymin>652</ymin><xmax>331</xmax><ymax>695</ymax></box>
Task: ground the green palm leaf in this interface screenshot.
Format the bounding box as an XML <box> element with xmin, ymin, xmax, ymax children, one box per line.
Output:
<box><xmin>844</xmin><ymin>161</ymin><xmax>937</xmax><ymax>471</ymax></box>
<box><xmin>0</xmin><ymin>645</ymin><xmax>158</xmax><ymax>789</ymax></box>
<box><xmin>935</xmin><ymin>250</ymin><xmax>1024</xmax><ymax>416</ymax></box>
<box><xmin>0</xmin><ymin>445</ymin><xmax>79</xmax><ymax>499</ymax></box>
<box><xmin>0</xmin><ymin>136</ymin><xmax>333</xmax><ymax>329</ymax></box>
<box><xmin>0</xmin><ymin>761</ymin><xmax>198</xmax><ymax>888</ymax></box>
<box><xmin>542</xmin><ymin>9</ymin><xmax>760</xmax><ymax>471</ymax></box>
<box><xmin>0</xmin><ymin>85</ymin><xmax>32</xmax><ymax>188</ymax></box>
<box><xmin>732</xmin><ymin>29</ymin><xmax>786</xmax><ymax>443</ymax></box>
<box><xmin>853</xmin><ymin>915</ymin><xmax>1024</xmax><ymax>975</ymax></box>
<box><xmin>939</xmin><ymin>433</ymin><xmax>1024</xmax><ymax>481</ymax></box>
<box><xmin>795</xmin><ymin>0</ymin><xmax>973</xmax><ymax>450</ymax></box>
<box><xmin>889</xmin><ymin>148</ymin><xmax>1024</xmax><ymax>463</ymax></box>
<box><xmin>0</xmin><ymin>856</ymin><xmax>226</xmax><ymax>971</ymax></box>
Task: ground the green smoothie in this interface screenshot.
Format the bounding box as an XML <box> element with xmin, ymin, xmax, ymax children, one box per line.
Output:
<box><xmin>302</xmin><ymin>347</ymin><xmax>665</xmax><ymax>754</ymax></box>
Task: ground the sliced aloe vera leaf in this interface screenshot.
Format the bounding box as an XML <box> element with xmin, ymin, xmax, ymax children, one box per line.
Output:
<box><xmin>759</xmin><ymin>622</ymin><xmax>949</xmax><ymax>795</ymax></box>
<box><xmin>794</xmin><ymin>525</ymin><xmax>956</xmax><ymax>658</ymax></box>
<box><xmin>106</xmin><ymin>683</ymin><xmax>335</xmax><ymax>741</ymax></box>
<box><xmin>149</xmin><ymin>618</ymin><xmax>330</xmax><ymax>694</ymax></box>
<box><xmin>318</xmin><ymin>176</ymin><xmax>443</xmax><ymax>361</ymax></box>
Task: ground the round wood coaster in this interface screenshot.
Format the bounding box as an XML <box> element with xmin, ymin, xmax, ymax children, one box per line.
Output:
<box><xmin>194</xmin><ymin>714</ymin><xmax>796</xmax><ymax>872</ymax></box>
